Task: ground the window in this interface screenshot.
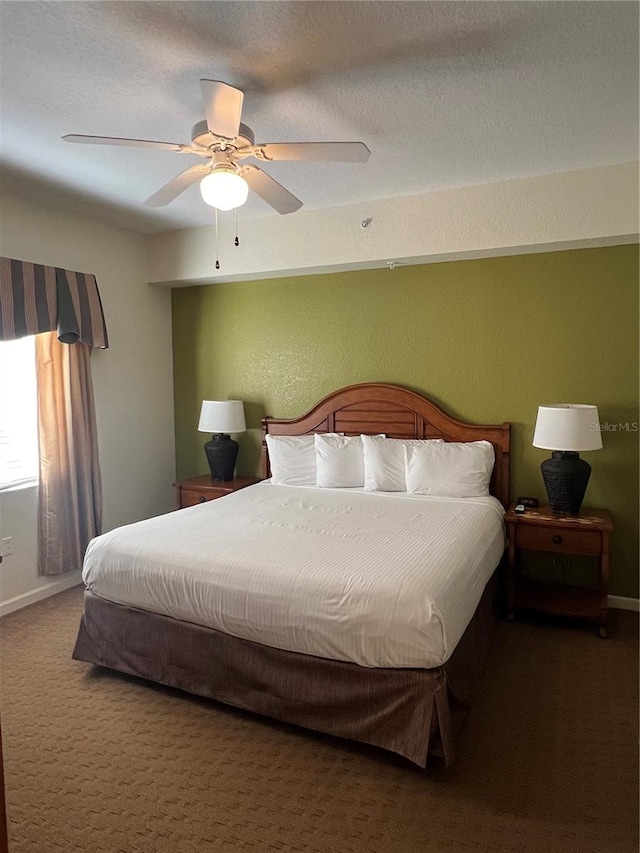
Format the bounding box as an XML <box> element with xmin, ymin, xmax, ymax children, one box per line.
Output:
<box><xmin>0</xmin><ymin>336</ymin><xmax>38</xmax><ymax>489</ymax></box>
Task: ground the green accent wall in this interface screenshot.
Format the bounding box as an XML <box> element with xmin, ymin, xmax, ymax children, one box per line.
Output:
<box><xmin>172</xmin><ymin>244</ymin><xmax>639</xmax><ymax>598</ymax></box>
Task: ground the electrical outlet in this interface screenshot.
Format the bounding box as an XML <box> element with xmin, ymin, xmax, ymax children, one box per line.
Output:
<box><xmin>1</xmin><ymin>537</ymin><xmax>13</xmax><ymax>557</ymax></box>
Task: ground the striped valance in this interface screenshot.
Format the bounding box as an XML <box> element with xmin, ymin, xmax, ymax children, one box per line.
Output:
<box><xmin>0</xmin><ymin>257</ymin><xmax>109</xmax><ymax>348</ymax></box>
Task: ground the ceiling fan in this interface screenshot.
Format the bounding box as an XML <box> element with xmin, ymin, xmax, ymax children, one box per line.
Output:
<box><xmin>63</xmin><ymin>80</ymin><xmax>370</xmax><ymax>215</ymax></box>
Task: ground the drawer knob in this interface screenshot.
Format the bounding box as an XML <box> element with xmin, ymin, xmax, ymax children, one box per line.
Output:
<box><xmin>199</xmin><ymin>496</ymin><xmax>207</xmax><ymax>503</ymax></box>
<box><xmin>552</xmin><ymin>534</ymin><xmax>562</xmax><ymax>545</ymax></box>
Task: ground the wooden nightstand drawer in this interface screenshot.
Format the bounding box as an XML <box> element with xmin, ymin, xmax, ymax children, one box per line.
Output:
<box><xmin>515</xmin><ymin>524</ymin><xmax>602</xmax><ymax>555</ymax></box>
<box><xmin>179</xmin><ymin>488</ymin><xmax>217</xmax><ymax>508</ymax></box>
<box><xmin>174</xmin><ymin>475</ymin><xmax>261</xmax><ymax>510</ymax></box>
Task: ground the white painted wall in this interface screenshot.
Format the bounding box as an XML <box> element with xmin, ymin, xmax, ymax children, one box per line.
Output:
<box><xmin>0</xmin><ymin>192</ymin><xmax>176</xmax><ymax>615</ymax></box>
<box><xmin>147</xmin><ymin>162</ymin><xmax>639</xmax><ymax>286</ymax></box>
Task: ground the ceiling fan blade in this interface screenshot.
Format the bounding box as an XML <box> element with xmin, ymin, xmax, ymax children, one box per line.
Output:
<box><xmin>145</xmin><ymin>164</ymin><xmax>211</xmax><ymax>207</ymax></box>
<box><xmin>241</xmin><ymin>165</ymin><xmax>302</xmax><ymax>215</ymax></box>
<box><xmin>256</xmin><ymin>142</ymin><xmax>371</xmax><ymax>163</ymax></box>
<box><xmin>200</xmin><ymin>80</ymin><xmax>244</xmax><ymax>140</ymax></box>
<box><xmin>62</xmin><ymin>134</ymin><xmax>188</xmax><ymax>152</ymax></box>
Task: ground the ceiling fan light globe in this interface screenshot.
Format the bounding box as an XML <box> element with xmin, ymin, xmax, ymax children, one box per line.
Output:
<box><xmin>200</xmin><ymin>170</ymin><xmax>249</xmax><ymax>211</ymax></box>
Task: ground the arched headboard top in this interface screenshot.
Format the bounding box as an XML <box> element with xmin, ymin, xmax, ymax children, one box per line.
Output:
<box><xmin>261</xmin><ymin>383</ymin><xmax>511</xmax><ymax>507</ymax></box>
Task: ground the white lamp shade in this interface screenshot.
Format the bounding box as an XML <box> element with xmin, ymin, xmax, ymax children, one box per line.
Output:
<box><xmin>532</xmin><ymin>404</ymin><xmax>603</xmax><ymax>452</ymax></box>
<box><xmin>200</xmin><ymin>169</ymin><xmax>249</xmax><ymax>211</ymax></box>
<box><xmin>198</xmin><ymin>400</ymin><xmax>246</xmax><ymax>434</ymax></box>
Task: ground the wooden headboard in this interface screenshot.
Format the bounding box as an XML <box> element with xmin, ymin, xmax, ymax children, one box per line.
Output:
<box><xmin>261</xmin><ymin>383</ymin><xmax>511</xmax><ymax>508</ymax></box>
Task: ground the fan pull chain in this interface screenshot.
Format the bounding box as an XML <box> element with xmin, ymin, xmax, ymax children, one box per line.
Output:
<box><xmin>234</xmin><ymin>210</ymin><xmax>239</xmax><ymax>247</ymax></box>
<box><xmin>215</xmin><ymin>208</ymin><xmax>220</xmax><ymax>270</ymax></box>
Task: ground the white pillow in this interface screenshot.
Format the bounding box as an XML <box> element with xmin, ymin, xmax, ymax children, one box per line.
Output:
<box><xmin>315</xmin><ymin>434</ymin><xmax>365</xmax><ymax>488</ymax></box>
<box><xmin>362</xmin><ymin>435</ymin><xmax>444</xmax><ymax>492</ymax></box>
<box><xmin>266</xmin><ymin>434</ymin><xmax>316</xmax><ymax>485</ymax></box>
<box><xmin>404</xmin><ymin>440</ymin><xmax>495</xmax><ymax>498</ymax></box>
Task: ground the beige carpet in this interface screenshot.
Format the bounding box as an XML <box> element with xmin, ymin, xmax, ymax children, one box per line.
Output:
<box><xmin>0</xmin><ymin>587</ymin><xmax>637</xmax><ymax>853</ymax></box>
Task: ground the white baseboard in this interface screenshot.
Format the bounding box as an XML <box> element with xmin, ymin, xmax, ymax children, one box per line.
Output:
<box><xmin>608</xmin><ymin>595</ymin><xmax>640</xmax><ymax>612</ymax></box>
<box><xmin>0</xmin><ymin>572</ymin><xmax>83</xmax><ymax>617</ymax></box>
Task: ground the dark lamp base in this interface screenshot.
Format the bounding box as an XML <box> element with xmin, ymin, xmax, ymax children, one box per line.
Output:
<box><xmin>204</xmin><ymin>434</ymin><xmax>239</xmax><ymax>482</ymax></box>
<box><xmin>541</xmin><ymin>451</ymin><xmax>591</xmax><ymax>515</ymax></box>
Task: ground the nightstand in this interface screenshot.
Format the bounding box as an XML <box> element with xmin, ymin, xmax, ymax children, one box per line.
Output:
<box><xmin>505</xmin><ymin>503</ymin><xmax>613</xmax><ymax>637</ymax></box>
<box><xmin>173</xmin><ymin>475</ymin><xmax>261</xmax><ymax>509</ymax></box>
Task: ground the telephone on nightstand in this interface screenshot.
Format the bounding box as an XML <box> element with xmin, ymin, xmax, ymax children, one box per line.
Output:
<box><xmin>514</xmin><ymin>497</ymin><xmax>539</xmax><ymax>514</ymax></box>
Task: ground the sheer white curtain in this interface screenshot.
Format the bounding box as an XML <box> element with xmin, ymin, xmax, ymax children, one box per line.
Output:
<box><xmin>35</xmin><ymin>332</ymin><xmax>102</xmax><ymax>576</ymax></box>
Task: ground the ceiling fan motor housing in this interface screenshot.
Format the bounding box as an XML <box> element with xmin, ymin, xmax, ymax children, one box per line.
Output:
<box><xmin>191</xmin><ymin>120</ymin><xmax>255</xmax><ymax>151</ymax></box>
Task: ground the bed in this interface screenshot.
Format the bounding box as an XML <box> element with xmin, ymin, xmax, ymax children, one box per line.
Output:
<box><xmin>73</xmin><ymin>383</ymin><xmax>511</xmax><ymax>767</ymax></box>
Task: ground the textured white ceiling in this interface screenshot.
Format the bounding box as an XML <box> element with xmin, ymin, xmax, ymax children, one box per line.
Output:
<box><xmin>0</xmin><ymin>1</ymin><xmax>637</xmax><ymax>234</ymax></box>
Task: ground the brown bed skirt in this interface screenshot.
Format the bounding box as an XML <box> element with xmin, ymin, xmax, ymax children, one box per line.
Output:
<box><xmin>72</xmin><ymin>579</ymin><xmax>495</xmax><ymax>768</ymax></box>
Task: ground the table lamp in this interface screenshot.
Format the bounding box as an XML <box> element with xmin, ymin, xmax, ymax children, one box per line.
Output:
<box><xmin>532</xmin><ymin>404</ymin><xmax>602</xmax><ymax>514</ymax></box>
<box><xmin>198</xmin><ymin>400</ymin><xmax>246</xmax><ymax>482</ymax></box>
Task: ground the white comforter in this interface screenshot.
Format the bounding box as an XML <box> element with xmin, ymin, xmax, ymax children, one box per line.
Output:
<box><xmin>82</xmin><ymin>482</ymin><xmax>505</xmax><ymax>668</ymax></box>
